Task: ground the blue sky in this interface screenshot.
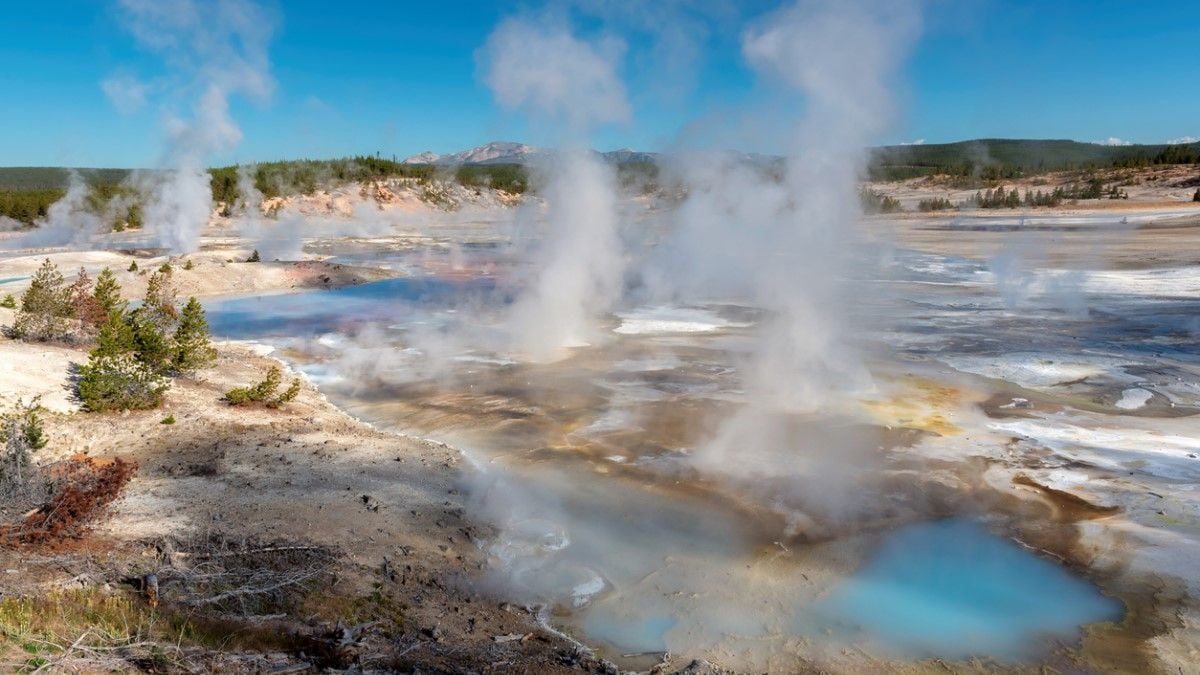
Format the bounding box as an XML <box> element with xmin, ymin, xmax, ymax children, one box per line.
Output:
<box><xmin>2</xmin><ymin>0</ymin><xmax>1197</xmax><ymax>168</ymax></box>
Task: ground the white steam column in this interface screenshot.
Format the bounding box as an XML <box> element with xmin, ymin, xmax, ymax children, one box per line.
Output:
<box><xmin>692</xmin><ymin>0</ymin><xmax>923</xmax><ymax>528</ymax></box>
<box><xmin>479</xmin><ymin>16</ymin><xmax>631</xmax><ymax>361</ymax></box>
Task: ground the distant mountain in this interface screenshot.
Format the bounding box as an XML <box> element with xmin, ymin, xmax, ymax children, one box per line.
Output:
<box><xmin>401</xmin><ymin>151</ymin><xmax>442</xmax><ymax>165</ymax></box>
<box><xmin>602</xmin><ymin>148</ymin><xmax>658</xmax><ymax>164</ymax></box>
<box><xmin>403</xmin><ymin>142</ymin><xmax>661</xmax><ymax>166</ymax></box>
<box><xmin>403</xmin><ymin>141</ymin><xmax>541</xmax><ymax>165</ymax></box>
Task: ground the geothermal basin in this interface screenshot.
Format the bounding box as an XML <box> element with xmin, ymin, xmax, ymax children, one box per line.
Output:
<box><xmin>197</xmin><ymin>208</ymin><xmax>1200</xmax><ymax>670</ymax></box>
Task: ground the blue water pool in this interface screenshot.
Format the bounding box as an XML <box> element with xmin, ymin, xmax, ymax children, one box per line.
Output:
<box><xmin>205</xmin><ymin>275</ymin><xmax>499</xmax><ymax>339</ymax></box>
<box><xmin>817</xmin><ymin>518</ymin><xmax>1123</xmax><ymax>660</ymax></box>
<box><xmin>581</xmin><ymin>606</ymin><xmax>677</xmax><ymax>654</ymax></box>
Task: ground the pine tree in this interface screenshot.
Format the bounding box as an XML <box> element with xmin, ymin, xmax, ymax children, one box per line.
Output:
<box><xmin>141</xmin><ymin>267</ymin><xmax>179</xmax><ymax>333</ymax></box>
<box><xmin>173</xmin><ymin>297</ymin><xmax>217</xmax><ymax>373</ymax></box>
<box><xmin>92</xmin><ymin>310</ymin><xmax>137</xmax><ymax>359</ymax></box>
<box><xmin>129</xmin><ymin>309</ymin><xmax>173</xmax><ymax>374</ymax></box>
<box><xmin>126</xmin><ymin>203</ymin><xmax>143</xmax><ymax>229</ymax></box>
<box><xmin>77</xmin><ymin>353</ymin><xmax>170</xmax><ymax>412</ymax></box>
<box><xmin>92</xmin><ymin>267</ymin><xmax>125</xmax><ymax>318</ymax></box>
<box><xmin>68</xmin><ymin>267</ymin><xmax>107</xmax><ymax>332</ymax></box>
<box><xmin>13</xmin><ymin>259</ymin><xmax>73</xmax><ymax>341</ymax></box>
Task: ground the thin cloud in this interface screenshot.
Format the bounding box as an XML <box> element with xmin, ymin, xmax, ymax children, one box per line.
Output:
<box><xmin>101</xmin><ymin>74</ymin><xmax>149</xmax><ymax>114</ymax></box>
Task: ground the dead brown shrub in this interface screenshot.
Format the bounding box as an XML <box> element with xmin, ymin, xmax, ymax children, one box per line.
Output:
<box><xmin>0</xmin><ymin>455</ymin><xmax>136</xmax><ymax>546</ymax></box>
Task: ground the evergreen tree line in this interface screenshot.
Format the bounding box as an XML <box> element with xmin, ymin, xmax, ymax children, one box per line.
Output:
<box><xmin>0</xmin><ymin>189</ymin><xmax>64</xmax><ymax>226</ymax></box>
<box><xmin>968</xmin><ymin>179</ymin><xmax>1127</xmax><ymax>210</ymax></box>
<box><xmin>1112</xmin><ymin>144</ymin><xmax>1200</xmax><ymax>168</ymax></box>
<box><xmin>209</xmin><ymin>156</ymin><xmax>440</xmax><ymax>206</ymax></box>
<box><xmin>871</xmin><ymin>140</ymin><xmax>1200</xmax><ymax>183</ymax></box>
<box><xmin>0</xmin><ymin>183</ymin><xmax>143</xmax><ymax>229</ymax></box>
<box><xmin>8</xmin><ymin>259</ymin><xmax>217</xmax><ymax>412</ymax></box>
<box><xmin>454</xmin><ymin>164</ymin><xmax>529</xmax><ymax>194</ymax></box>
<box><xmin>917</xmin><ymin>197</ymin><xmax>955</xmax><ymax>212</ymax></box>
<box><xmin>971</xmin><ymin>186</ymin><xmax>1034</xmax><ymax>209</ymax></box>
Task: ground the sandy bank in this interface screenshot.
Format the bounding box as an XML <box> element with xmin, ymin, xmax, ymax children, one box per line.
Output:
<box><xmin>0</xmin><ymin>328</ymin><xmax>627</xmax><ymax>672</ymax></box>
<box><xmin>0</xmin><ymin>249</ymin><xmax>395</xmax><ymax>302</ymax></box>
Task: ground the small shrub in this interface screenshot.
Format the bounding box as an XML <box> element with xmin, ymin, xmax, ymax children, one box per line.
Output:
<box><xmin>276</xmin><ymin>378</ymin><xmax>301</xmax><ymax>406</ymax></box>
<box><xmin>159</xmin><ymin>262</ymin><xmax>173</xmax><ymax>274</ymax></box>
<box><xmin>77</xmin><ymin>353</ymin><xmax>171</xmax><ymax>412</ymax></box>
<box><xmin>183</xmin><ymin>259</ymin><xmax>195</xmax><ymax>271</ymax></box>
<box><xmin>2</xmin><ymin>397</ymin><xmax>48</xmax><ymax>488</ymax></box>
<box><xmin>226</xmin><ymin>365</ymin><xmax>302</xmax><ymax>408</ymax></box>
<box><xmin>860</xmin><ymin>188</ymin><xmax>902</xmax><ymax>214</ymax></box>
<box><xmin>0</xmin><ymin>294</ymin><xmax>14</xmax><ymax>309</ymax></box>
<box><xmin>128</xmin><ymin>260</ymin><xmax>138</xmax><ymax>273</ymax></box>
<box><xmin>161</xmin><ymin>414</ymin><xmax>176</xmax><ymax>425</ymax></box>
<box><xmin>246</xmin><ymin>250</ymin><xmax>261</xmax><ymax>263</ymax></box>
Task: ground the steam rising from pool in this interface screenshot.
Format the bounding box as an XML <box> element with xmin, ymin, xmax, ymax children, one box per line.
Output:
<box><xmin>479</xmin><ymin>14</ymin><xmax>630</xmax><ymax>361</ymax></box>
<box><xmin>661</xmin><ymin>0</ymin><xmax>921</xmax><ymax>532</ymax></box>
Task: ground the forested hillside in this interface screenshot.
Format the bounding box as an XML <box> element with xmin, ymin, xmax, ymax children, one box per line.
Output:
<box><xmin>869</xmin><ymin>139</ymin><xmax>1200</xmax><ymax>180</ymax></box>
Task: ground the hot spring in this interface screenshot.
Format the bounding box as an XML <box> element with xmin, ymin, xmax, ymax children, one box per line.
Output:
<box><xmin>197</xmin><ymin>214</ymin><xmax>1183</xmax><ymax>669</ymax></box>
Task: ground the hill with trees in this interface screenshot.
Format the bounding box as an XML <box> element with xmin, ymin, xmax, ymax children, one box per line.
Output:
<box><xmin>868</xmin><ymin>139</ymin><xmax>1200</xmax><ymax>181</ymax></box>
<box><xmin>3</xmin><ymin>139</ymin><xmax>1197</xmax><ymax>226</ymax></box>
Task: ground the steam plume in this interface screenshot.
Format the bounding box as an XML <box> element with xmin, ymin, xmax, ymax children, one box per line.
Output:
<box><xmin>1</xmin><ymin>172</ymin><xmax>103</xmax><ymax>250</ymax></box>
<box><xmin>111</xmin><ymin>0</ymin><xmax>276</xmax><ymax>253</ymax></box>
<box><xmin>479</xmin><ymin>16</ymin><xmax>630</xmax><ymax>360</ymax></box>
<box><xmin>687</xmin><ymin>0</ymin><xmax>922</xmax><ymax>526</ymax></box>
